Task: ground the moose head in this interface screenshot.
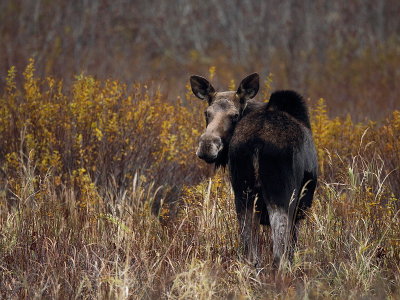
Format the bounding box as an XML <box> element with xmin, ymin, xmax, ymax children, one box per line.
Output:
<box><xmin>190</xmin><ymin>73</ymin><xmax>259</xmax><ymax>165</ymax></box>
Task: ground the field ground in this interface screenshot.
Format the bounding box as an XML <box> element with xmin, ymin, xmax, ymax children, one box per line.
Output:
<box><xmin>0</xmin><ymin>62</ymin><xmax>399</xmax><ymax>299</ymax></box>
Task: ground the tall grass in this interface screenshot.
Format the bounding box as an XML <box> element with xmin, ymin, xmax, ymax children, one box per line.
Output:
<box><xmin>0</xmin><ymin>61</ymin><xmax>399</xmax><ymax>299</ymax></box>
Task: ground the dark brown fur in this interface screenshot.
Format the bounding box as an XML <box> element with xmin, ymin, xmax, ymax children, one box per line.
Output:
<box><xmin>190</xmin><ymin>74</ymin><xmax>318</xmax><ymax>268</ymax></box>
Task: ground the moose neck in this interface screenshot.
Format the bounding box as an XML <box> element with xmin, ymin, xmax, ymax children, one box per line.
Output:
<box><xmin>214</xmin><ymin>144</ymin><xmax>229</xmax><ymax>169</ymax></box>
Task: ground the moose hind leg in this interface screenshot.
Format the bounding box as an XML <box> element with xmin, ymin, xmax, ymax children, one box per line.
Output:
<box><xmin>287</xmin><ymin>221</ymin><xmax>299</xmax><ymax>263</ymax></box>
<box><xmin>268</xmin><ymin>207</ymin><xmax>290</xmax><ymax>268</ymax></box>
<box><xmin>237</xmin><ymin>203</ymin><xmax>261</xmax><ymax>265</ymax></box>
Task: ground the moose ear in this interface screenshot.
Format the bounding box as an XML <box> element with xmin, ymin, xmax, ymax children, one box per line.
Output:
<box><xmin>190</xmin><ymin>75</ymin><xmax>215</xmax><ymax>100</ymax></box>
<box><xmin>237</xmin><ymin>73</ymin><xmax>259</xmax><ymax>100</ymax></box>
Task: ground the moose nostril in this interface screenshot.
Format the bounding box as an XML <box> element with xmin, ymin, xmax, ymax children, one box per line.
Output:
<box><xmin>197</xmin><ymin>152</ymin><xmax>206</xmax><ymax>159</ymax></box>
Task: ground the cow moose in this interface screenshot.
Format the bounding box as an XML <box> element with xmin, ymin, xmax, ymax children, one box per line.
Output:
<box><xmin>190</xmin><ymin>73</ymin><xmax>318</xmax><ymax>267</ymax></box>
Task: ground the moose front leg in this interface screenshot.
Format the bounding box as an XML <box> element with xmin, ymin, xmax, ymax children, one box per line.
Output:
<box><xmin>237</xmin><ymin>205</ymin><xmax>261</xmax><ymax>266</ymax></box>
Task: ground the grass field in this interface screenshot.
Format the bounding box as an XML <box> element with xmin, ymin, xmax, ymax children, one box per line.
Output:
<box><xmin>0</xmin><ymin>61</ymin><xmax>399</xmax><ymax>299</ymax></box>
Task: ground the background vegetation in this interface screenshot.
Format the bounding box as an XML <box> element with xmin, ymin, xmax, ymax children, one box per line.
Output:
<box><xmin>1</xmin><ymin>0</ymin><xmax>400</xmax><ymax>119</ymax></box>
<box><xmin>0</xmin><ymin>1</ymin><xmax>399</xmax><ymax>299</ymax></box>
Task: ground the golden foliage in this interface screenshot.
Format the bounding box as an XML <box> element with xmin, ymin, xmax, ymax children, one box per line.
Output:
<box><xmin>1</xmin><ymin>60</ymin><xmax>207</xmax><ymax>203</ymax></box>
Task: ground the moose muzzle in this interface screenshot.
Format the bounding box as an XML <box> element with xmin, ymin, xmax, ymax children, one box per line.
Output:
<box><xmin>196</xmin><ymin>134</ymin><xmax>223</xmax><ymax>163</ymax></box>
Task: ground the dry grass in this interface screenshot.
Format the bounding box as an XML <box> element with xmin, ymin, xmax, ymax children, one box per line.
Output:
<box><xmin>1</xmin><ymin>157</ymin><xmax>399</xmax><ymax>299</ymax></box>
<box><xmin>0</xmin><ymin>62</ymin><xmax>399</xmax><ymax>299</ymax></box>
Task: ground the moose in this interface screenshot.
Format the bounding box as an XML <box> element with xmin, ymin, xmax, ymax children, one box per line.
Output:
<box><xmin>190</xmin><ymin>73</ymin><xmax>318</xmax><ymax>267</ymax></box>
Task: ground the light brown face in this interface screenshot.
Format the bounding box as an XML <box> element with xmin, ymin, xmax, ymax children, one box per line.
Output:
<box><xmin>190</xmin><ymin>73</ymin><xmax>259</xmax><ymax>164</ymax></box>
<box><xmin>196</xmin><ymin>92</ymin><xmax>240</xmax><ymax>162</ymax></box>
